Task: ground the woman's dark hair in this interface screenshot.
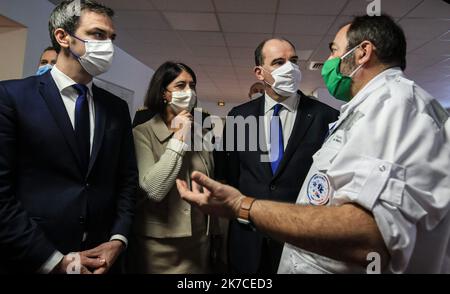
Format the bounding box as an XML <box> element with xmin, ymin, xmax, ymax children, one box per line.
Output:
<box><xmin>347</xmin><ymin>14</ymin><xmax>407</xmax><ymax>70</ymax></box>
<box><xmin>144</xmin><ymin>61</ymin><xmax>197</xmax><ymax>119</ymax></box>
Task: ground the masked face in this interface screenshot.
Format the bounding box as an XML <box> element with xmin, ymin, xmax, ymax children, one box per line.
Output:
<box><xmin>36</xmin><ymin>64</ymin><xmax>53</xmax><ymax>76</ymax></box>
<box><xmin>70</xmin><ymin>34</ymin><xmax>115</xmax><ymax>77</ymax></box>
<box><xmin>261</xmin><ymin>61</ymin><xmax>302</xmax><ymax>97</ymax></box>
<box><xmin>169</xmin><ymin>89</ymin><xmax>197</xmax><ymax>113</ymax></box>
<box><xmin>321</xmin><ymin>43</ymin><xmax>364</xmax><ymax>102</ymax></box>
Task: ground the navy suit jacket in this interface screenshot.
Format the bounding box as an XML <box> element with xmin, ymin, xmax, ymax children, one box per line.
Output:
<box><xmin>0</xmin><ymin>72</ymin><xmax>138</xmax><ymax>273</ymax></box>
<box><xmin>215</xmin><ymin>92</ymin><xmax>339</xmax><ymax>273</ymax></box>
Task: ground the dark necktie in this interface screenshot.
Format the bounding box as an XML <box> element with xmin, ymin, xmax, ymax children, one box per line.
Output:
<box><xmin>270</xmin><ymin>104</ymin><xmax>284</xmax><ymax>174</ymax></box>
<box><xmin>72</xmin><ymin>84</ymin><xmax>90</xmax><ymax>174</ymax></box>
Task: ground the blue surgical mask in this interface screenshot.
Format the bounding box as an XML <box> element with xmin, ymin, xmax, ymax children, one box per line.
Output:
<box><xmin>36</xmin><ymin>64</ymin><xmax>53</xmax><ymax>76</ymax></box>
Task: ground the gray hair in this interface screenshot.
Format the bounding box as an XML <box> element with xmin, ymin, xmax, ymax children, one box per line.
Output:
<box><xmin>49</xmin><ymin>0</ymin><xmax>114</xmax><ymax>53</ymax></box>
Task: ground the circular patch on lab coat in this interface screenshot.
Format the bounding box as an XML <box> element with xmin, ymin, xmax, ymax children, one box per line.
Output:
<box><xmin>307</xmin><ymin>173</ymin><xmax>331</xmax><ymax>206</ymax></box>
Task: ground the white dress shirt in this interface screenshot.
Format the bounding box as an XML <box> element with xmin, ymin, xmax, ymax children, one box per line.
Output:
<box><xmin>39</xmin><ymin>67</ymin><xmax>127</xmax><ymax>274</ymax></box>
<box><xmin>51</xmin><ymin>66</ymin><xmax>95</xmax><ymax>151</ymax></box>
<box><xmin>264</xmin><ymin>92</ymin><xmax>300</xmax><ymax>153</ymax></box>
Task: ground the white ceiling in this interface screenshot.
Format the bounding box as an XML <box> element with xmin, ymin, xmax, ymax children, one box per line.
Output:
<box><xmin>49</xmin><ymin>0</ymin><xmax>450</xmax><ymax>106</ymax></box>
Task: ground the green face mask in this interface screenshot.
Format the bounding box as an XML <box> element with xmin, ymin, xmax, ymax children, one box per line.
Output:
<box><xmin>321</xmin><ymin>44</ymin><xmax>363</xmax><ymax>102</ymax></box>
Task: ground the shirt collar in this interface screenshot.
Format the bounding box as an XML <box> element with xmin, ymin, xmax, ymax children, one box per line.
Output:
<box><xmin>264</xmin><ymin>91</ymin><xmax>299</xmax><ymax>114</ymax></box>
<box><xmin>340</xmin><ymin>67</ymin><xmax>403</xmax><ymax>115</ymax></box>
<box><xmin>50</xmin><ymin>65</ymin><xmax>93</xmax><ymax>97</ymax></box>
<box><xmin>150</xmin><ymin>114</ymin><xmax>174</xmax><ymax>143</ymax></box>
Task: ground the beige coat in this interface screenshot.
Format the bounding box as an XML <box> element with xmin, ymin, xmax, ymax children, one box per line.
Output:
<box><xmin>132</xmin><ymin>114</ymin><xmax>216</xmax><ymax>238</ymax></box>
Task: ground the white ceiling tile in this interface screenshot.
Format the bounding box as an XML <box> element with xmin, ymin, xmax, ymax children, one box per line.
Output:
<box><xmin>219</xmin><ymin>13</ymin><xmax>275</xmax><ymax>33</ymax></box>
<box><xmin>224</xmin><ymin>33</ymin><xmax>272</xmax><ymax>48</ymax></box>
<box><xmin>151</xmin><ymin>0</ymin><xmax>214</xmax><ymax>12</ymax></box>
<box><xmin>178</xmin><ymin>31</ymin><xmax>226</xmax><ymax>47</ymax></box>
<box><xmin>129</xmin><ymin>43</ymin><xmax>186</xmax><ymax>55</ymax></box>
<box><xmin>296</xmin><ymin>50</ymin><xmax>314</xmax><ymax>61</ymax></box>
<box><xmin>419</xmin><ymin>81</ymin><xmax>450</xmax><ymax>103</ymax></box>
<box><xmin>273</xmin><ymin>34</ymin><xmax>323</xmax><ymax>51</ymax></box>
<box><xmin>214</xmin><ymin>0</ymin><xmax>277</xmax><ymax>13</ymax></box>
<box><xmin>208</xmin><ymin>72</ymin><xmax>239</xmax><ymax>80</ymax></box>
<box><xmin>126</xmin><ymin>29</ymin><xmax>181</xmax><ymax>45</ymax></box>
<box><xmin>115</xmin><ymin>11</ymin><xmax>170</xmax><ymax>30</ymax></box>
<box><xmin>232</xmin><ymin>57</ymin><xmax>255</xmax><ymax>68</ymax></box>
<box><xmin>275</xmin><ymin>15</ymin><xmax>336</xmax><ymax>35</ymax></box>
<box><xmin>229</xmin><ymin>47</ymin><xmax>255</xmax><ymax>60</ymax></box>
<box><xmin>407</xmin><ymin>53</ymin><xmax>448</xmax><ymax>73</ymax></box>
<box><xmin>438</xmin><ymin>57</ymin><xmax>450</xmax><ymax>68</ymax></box>
<box><xmin>342</xmin><ymin>0</ymin><xmax>423</xmax><ymax>17</ymax></box>
<box><xmin>102</xmin><ymin>0</ymin><xmax>155</xmax><ymax>10</ymax></box>
<box><xmin>201</xmin><ymin>65</ymin><xmax>235</xmax><ymax>74</ymax></box>
<box><xmin>407</xmin><ymin>39</ymin><xmax>432</xmax><ymax>53</ymax></box>
<box><xmin>279</xmin><ymin>0</ymin><xmax>347</xmax><ymax>15</ymax></box>
<box><xmin>193</xmin><ymin>56</ymin><xmax>233</xmax><ymax>66</ymax></box>
<box><xmin>399</xmin><ymin>18</ymin><xmax>450</xmax><ymax>40</ymax></box>
<box><xmin>326</xmin><ymin>15</ymin><xmax>355</xmax><ymax>37</ymax></box>
<box><xmin>190</xmin><ymin>46</ymin><xmax>229</xmax><ymax>58</ymax></box>
<box><xmin>407</xmin><ymin>0</ymin><xmax>450</xmax><ymax>18</ymax></box>
<box><xmin>164</xmin><ymin>12</ymin><xmax>220</xmax><ymax>31</ymax></box>
<box><xmin>411</xmin><ymin>40</ymin><xmax>450</xmax><ymax>56</ymax></box>
<box><xmin>309</xmin><ymin>39</ymin><xmax>332</xmax><ymax>62</ymax></box>
<box><xmin>440</xmin><ymin>31</ymin><xmax>450</xmax><ymax>41</ymax></box>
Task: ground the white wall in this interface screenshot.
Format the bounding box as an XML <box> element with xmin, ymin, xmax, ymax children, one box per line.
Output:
<box><xmin>0</xmin><ymin>26</ymin><xmax>27</xmax><ymax>80</ymax></box>
<box><xmin>197</xmin><ymin>100</ymin><xmax>240</xmax><ymax>117</ymax></box>
<box><xmin>0</xmin><ymin>0</ymin><xmax>154</xmax><ymax>117</ymax></box>
<box><xmin>98</xmin><ymin>47</ymin><xmax>153</xmax><ymax>116</ymax></box>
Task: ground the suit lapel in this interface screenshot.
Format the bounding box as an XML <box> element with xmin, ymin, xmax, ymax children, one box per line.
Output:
<box><xmin>87</xmin><ymin>85</ymin><xmax>107</xmax><ymax>177</ymax></box>
<box><xmin>38</xmin><ymin>73</ymin><xmax>83</xmax><ymax>172</ymax></box>
<box><xmin>272</xmin><ymin>91</ymin><xmax>314</xmax><ymax>179</ymax></box>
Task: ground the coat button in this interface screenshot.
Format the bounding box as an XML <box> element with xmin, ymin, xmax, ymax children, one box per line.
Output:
<box><xmin>379</xmin><ymin>165</ymin><xmax>386</xmax><ymax>172</ymax></box>
<box><xmin>79</xmin><ymin>216</ymin><xmax>85</xmax><ymax>225</ymax></box>
<box><xmin>270</xmin><ymin>185</ymin><xmax>277</xmax><ymax>191</ymax></box>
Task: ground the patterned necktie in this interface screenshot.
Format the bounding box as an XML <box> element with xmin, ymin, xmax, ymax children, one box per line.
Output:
<box><xmin>270</xmin><ymin>104</ymin><xmax>284</xmax><ymax>174</ymax></box>
<box><xmin>72</xmin><ymin>84</ymin><xmax>90</xmax><ymax>174</ymax></box>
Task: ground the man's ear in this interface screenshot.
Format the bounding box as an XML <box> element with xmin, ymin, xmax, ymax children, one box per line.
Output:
<box><xmin>254</xmin><ymin>66</ymin><xmax>264</xmax><ymax>82</ymax></box>
<box><xmin>54</xmin><ymin>28</ymin><xmax>70</xmax><ymax>49</ymax></box>
<box><xmin>358</xmin><ymin>41</ymin><xmax>374</xmax><ymax>65</ymax></box>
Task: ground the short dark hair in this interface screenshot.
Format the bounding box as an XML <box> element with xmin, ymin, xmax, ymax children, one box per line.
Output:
<box><xmin>347</xmin><ymin>14</ymin><xmax>407</xmax><ymax>70</ymax></box>
<box><xmin>144</xmin><ymin>62</ymin><xmax>197</xmax><ymax>119</ymax></box>
<box><xmin>254</xmin><ymin>38</ymin><xmax>296</xmax><ymax>66</ymax></box>
<box><xmin>43</xmin><ymin>46</ymin><xmax>57</xmax><ymax>53</ymax></box>
<box><xmin>40</xmin><ymin>46</ymin><xmax>57</xmax><ymax>59</ymax></box>
<box><xmin>49</xmin><ymin>0</ymin><xmax>114</xmax><ymax>53</ymax></box>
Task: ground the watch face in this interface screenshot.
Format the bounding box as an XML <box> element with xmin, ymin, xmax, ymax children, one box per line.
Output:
<box><xmin>307</xmin><ymin>173</ymin><xmax>331</xmax><ymax>206</ymax></box>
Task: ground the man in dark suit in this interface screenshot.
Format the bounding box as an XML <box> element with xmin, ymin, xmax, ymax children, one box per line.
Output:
<box><xmin>217</xmin><ymin>38</ymin><xmax>339</xmax><ymax>273</ymax></box>
<box><xmin>0</xmin><ymin>0</ymin><xmax>137</xmax><ymax>274</ymax></box>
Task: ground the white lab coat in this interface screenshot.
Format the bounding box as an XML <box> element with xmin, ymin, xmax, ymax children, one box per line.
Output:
<box><xmin>278</xmin><ymin>68</ymin><xmax>450</xmax><ymax>274</ymax></box>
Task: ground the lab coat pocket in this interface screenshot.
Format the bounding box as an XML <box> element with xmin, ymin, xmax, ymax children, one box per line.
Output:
<box><xmin>312</xmin><ymin>146</ymin><xmax>339</xmax><ymax>172</ymax></box>
<box><xmin>378</xmin><ymin>164</ymin><xmax>406</xmax><ymax>207</ymax></box>
<box><xmin>344</xmin><ymin>156</ymin><xmax>405</xmax><ymax>211</ymax></box>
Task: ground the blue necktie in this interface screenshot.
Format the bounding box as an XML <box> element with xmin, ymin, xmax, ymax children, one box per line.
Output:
<box><xmin>73</xmin><ymin>84</ymin><xmax>90</xmax><ymax>174</ymax></box>
<box><xmin>270</xmin><ymin>104</ymin><xmax>284</xmax><ymax>174</ymax></box>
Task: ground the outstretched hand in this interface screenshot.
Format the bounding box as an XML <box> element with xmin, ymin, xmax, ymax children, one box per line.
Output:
<box><xmin>176</xmin><ymin>171</ymin><xmax>244</xmax><ymax>219</ymax></box>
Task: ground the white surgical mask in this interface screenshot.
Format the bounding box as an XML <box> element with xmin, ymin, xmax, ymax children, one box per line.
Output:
<box><xmin>70</xmin><ymin>35</ymin><xmax>115</xmax><ymax>76</ymax></box>
<box><xmin>262</xmin><ymin>61</ymin><xmax>302</xmax><ymax>97</ymax></box>
<box><xmin>169</xmin><ymin>89</ymin><xmax>197</xmax><ymax>113</ymax></box>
